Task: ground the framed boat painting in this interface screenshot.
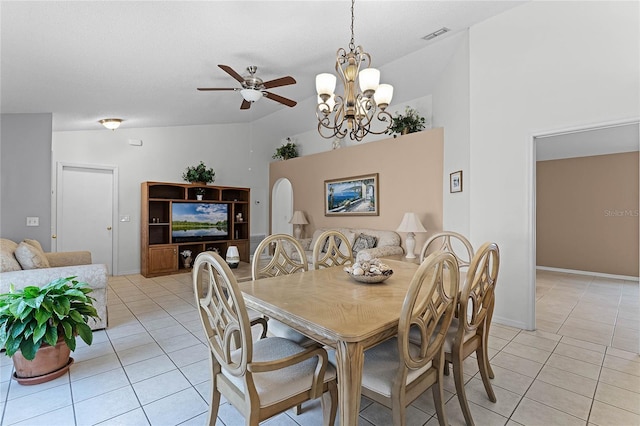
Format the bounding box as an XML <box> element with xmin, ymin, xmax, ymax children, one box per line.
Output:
<box><xmin>325</xmin><ymin>173</ymin><xmax>379</xmax><ymax>216</ymax></box>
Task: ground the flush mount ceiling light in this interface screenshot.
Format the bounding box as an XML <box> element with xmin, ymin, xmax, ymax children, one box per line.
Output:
<box><xmin>99</xmin><ymin>118</ymin><xmax>123</xmax><ymax>130</ymax></box>
<box><xmin>315</xmin><ymin>0</ymin><xmax>393</xmax><ymax>142</ymax></box>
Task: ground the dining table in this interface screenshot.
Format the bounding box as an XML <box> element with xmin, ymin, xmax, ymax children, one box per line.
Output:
<box><xmin>238</xmin><ymin>258</ymin><xmax>420</xmax><ymax>426</ymax></box>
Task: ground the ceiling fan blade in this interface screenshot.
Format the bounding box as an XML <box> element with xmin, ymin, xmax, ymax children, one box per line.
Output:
<box><xmin>264</xmin><ymin>91</ymin><xmax>297</xmax><ymax>107</ymax></box>
<box><xmin>240</xmin><ymin>99</ymin><xmax>252</xmax><ymax>110</ymax></box>
<box><xmin>197</xmin><ymin>87</ymin><xmax>237</xmax><ymax>91</ymax></box>
<box><xmin>218</xmin><ymin>64</ymin><xmax>245</xmax><ymax>83</ymax></box>
<box><xmin>262</xmin><ymin>76</ymin><xmax>296</xmax><ymax>89</ymax></box>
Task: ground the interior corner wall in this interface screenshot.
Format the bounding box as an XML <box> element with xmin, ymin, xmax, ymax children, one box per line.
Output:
<box><xmin>0</xmin><ymin>113</ymin><xmax>53</xmax><ymax>248</ymax></box>
<box><xmin>469</xmin><ymin>1</ymin><xmax>640</xmax><ymax>329</ymax></box>
<box><xmin>432</xmin><ymin>31</ymin><xmax>470</xmax><ymax>236</ymax></box>
<box><xmin>269</xmin><ymin>129</ymin><xmax>444</xmax><ymax>253</ymax></box>
<box><xmin>537</xmin><ymin>152</ymin><xmax>639</xmax><ymax>277</ymax></box>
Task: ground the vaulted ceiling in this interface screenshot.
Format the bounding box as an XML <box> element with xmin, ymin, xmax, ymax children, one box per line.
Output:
<box><xmin>1</xmin><ymin>1</ymin><xmax>525</xmax><ymax>132</ymax></box>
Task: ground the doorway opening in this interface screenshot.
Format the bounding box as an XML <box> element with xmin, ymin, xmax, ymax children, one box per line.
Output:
<box><xmin>271</xmin><ymin>178</ymin><xmax>293</xmax><ymax>236</ymax></box>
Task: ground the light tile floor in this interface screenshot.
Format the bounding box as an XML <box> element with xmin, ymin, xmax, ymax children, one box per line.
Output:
<box><xmin>1</xmin><ymin>270</ymin><xmax>638</xmax><ymax>425</ymax></box>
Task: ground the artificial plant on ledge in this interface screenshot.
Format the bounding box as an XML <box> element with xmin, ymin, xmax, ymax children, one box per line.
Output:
<box><xmin>182</xmin><ymin>161</ymin><xmax>216</xmax><ymax>184</ymax></box>
<box><xmin>387</xmin><ymin>106</ymin><xmax>426</xmax><ymax>138</ymax></box>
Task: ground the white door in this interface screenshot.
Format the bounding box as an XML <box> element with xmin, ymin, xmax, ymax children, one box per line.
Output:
<box><xmin>271</xmin><ymin>178</ymin><xmax>293</xmax><ymax>235</ymax></box>
<box><xmin>55</xmin><ymin>163</ymin><xmax>117</xmax><ymax>274</ymax></box>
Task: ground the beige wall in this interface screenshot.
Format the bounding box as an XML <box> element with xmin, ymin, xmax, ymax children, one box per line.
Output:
<box><xmin>269</xmin><ymin>129</ymin><xmax>444</xmax><ymax>253</ymax></box>
<box><xmin>537</xmin><ymin>152</ymin><xmax>639</xmax><ymax>277</ymax></box>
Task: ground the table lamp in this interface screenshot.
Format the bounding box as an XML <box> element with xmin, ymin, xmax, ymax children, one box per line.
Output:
<box><xmin>396</xmin><ymin>212</ymin><xmax>427</xmax><ymax>259</ymax></box>
<box><xmin>289</xmin><ymin>210</ymin><xmax>309</xmax><ymax>239</ymax></box>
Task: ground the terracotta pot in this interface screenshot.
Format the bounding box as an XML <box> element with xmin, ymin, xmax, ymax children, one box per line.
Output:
<box><xmin>12</xmin><ymin>336</ymin><xmax>73</xmax><ymax>385</ymax></box>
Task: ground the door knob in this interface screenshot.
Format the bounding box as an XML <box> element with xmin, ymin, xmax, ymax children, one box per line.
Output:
<box><xmin>107</xmin><ymin>226</ymin><xmax>112</xmax><ymax>231</ymax></box>
<box><xmin>52</xmin><ymin>235</ymin><xmax>57</xmax><ymax>239</ymax></box>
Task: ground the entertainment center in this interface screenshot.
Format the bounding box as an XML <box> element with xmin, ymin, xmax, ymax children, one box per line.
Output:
<box><xmin>141</xmin><ymin>181</ymin><xmax>250</xmax><ymax>277</ymax></box>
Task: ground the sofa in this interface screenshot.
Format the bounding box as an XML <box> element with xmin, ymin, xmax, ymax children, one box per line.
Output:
<box><xmin>297</xmin><ymin>227</ymin><xmax>404</xmax><ymax>267</ymax></box>
<box><xmin>0</xmin><ymin>238</ymin><xmax>108</xmax><ymax>330</ymax></box>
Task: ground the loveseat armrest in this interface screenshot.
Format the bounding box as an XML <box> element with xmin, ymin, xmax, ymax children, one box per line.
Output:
<box><xmin>45</xmin><ymin>251</ymin><xmax>92</xmax><ymax>267</ymax></box>
<box><xmin>356</xmin><ymin>246</ymin><xmax>404</xmax><ymax>262</ymax></box>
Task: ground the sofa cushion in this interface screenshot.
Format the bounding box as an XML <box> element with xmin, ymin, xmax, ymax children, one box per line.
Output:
<box><xmin>352</xmin><ymin>233</ymin><xmax>378</xmax><ymax>254</ymax></box>
<box><xmin>0</xmin><ymin>238</ymin><xmax>21</xmax><ymax>272</ymax></box>
<box><xmin>14</xmin><ymin>241</ymin><xmax>51</xmax><ymax>270</ymax></box>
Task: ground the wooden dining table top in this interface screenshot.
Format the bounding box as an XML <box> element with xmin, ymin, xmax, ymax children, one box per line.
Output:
<box><xmin>238</xmin><ymin>258</ymin><xmax>420</xmax><ymax>346</ymax></box>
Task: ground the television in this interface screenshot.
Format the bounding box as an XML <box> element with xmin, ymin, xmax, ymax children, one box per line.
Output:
<box><xmin>172</xmin><ymin>202</ymin><xmax>229</xmax><ymax>243</ymax></box>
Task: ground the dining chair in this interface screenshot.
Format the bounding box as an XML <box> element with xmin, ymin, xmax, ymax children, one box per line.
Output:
<box><xmin>358</xmin><ymin>251</ymin><xmax>460</xmax><ymax>426</ymax></box>
<box><xmin>419</xmin><ymin>231</ymin><xmax>474</xmax><ymax>269</ymax></box>
<box><xmin>442</xmin><ymin>241</ymin><xmax>500</xmax><ymax>426</ymax></box>
<box><xmin>312</xmin><ymin>230</ymin><xmax>354</xmax><ymax>270</ymax></box>
<box><xmin>252</xmin><ymin>234</ymin><xmax>315</xmax><ymax>346</ymax></box>
<box><xmin>192</xmin><ymin>251</ymin><xmax>338</xmax><ymax>426</ymax></box>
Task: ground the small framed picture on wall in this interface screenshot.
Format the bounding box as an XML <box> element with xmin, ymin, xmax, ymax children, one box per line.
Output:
<box><xmin>450</xmin><ymin>170</ymin><xmax>463</xmax><ymax>193</ymax></box>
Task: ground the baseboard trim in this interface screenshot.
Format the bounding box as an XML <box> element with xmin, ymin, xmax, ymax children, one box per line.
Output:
<box><xmin>536</xmin><ymin>266</ymin><xmax>639</xmax><ymax>282</ymax></box>
<box><xmin>492</xmin><ymin>315</ymin><xmax>532</xmax><ymax>331</ymax></box>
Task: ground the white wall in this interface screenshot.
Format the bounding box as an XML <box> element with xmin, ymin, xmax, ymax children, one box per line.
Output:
<box><xmin>52</xmin><ymin>123</ymin><xmax>272</xmax><ymax>274</ymax></box>
<box><xmin>469</xmin><ymin>1</ymin><xmax>640</xmax><ymax>329</ymax></box>
<box><xmin>433</xmin><ymin>32</ymin><xmax>471</xmax><ymax>235</ymax></box>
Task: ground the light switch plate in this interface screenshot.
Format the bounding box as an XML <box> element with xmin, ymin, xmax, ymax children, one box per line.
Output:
<box><xmin>26</xmin><ymin>216</ymin><xmax>39</xmax><ymax>226</ymax></box>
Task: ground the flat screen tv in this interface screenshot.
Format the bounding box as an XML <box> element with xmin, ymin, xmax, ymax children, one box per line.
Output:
<box><xmin>172</xmin><ymin>202</ymin><xmax>229</xmax><ymax>243</ymax></box>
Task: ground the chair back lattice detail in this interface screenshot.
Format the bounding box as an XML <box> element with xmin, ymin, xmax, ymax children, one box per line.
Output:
<box><xmin>398</xmin><ymin>251</ymin><xmax>460</xmax><ymax>371</ymax></box>
<box><xmin>419</xmin><ymin>231</ymin><xmax>474</xmax><ymax>269</ymax></box>
<box><xmin>312</xmin><ymin>230</ymin><xmax>354</xmax><ymax>270</ymax></box>
<box><xmin>458</xmin><ymin>242</ymin><xmax>500</xmax><ymax>337</ymax></box>
<box><xmin>193</xmin><ymin>251</ymin><xmax>251</xmax><ymax>377</ymax></box>
<box><xmin>252</xmin><ymin>234</ymin><xmax>308</xmax><ymax>279</ymax></box>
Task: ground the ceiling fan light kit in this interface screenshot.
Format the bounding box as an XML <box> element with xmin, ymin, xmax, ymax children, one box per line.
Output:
<box><xmin>198</xmin><ymin>65</ymin><xmax>297</xmax><ymax>110</ymax></box>
<box><xmin>99</xmin><ymin>118</ymin><xmax>123</xmax><ymax>130</ymax></box>
<box><xmin>315</xmin><ymin>0</ymin><xmax>394</xmax><ymax>141</ymax></box>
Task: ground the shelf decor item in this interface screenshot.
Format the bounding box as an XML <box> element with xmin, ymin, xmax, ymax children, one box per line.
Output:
<box><xmin>0</xmin><ymin>276</ymin><xmax>99</xmax><ymax>385</ymax></box>
<box><xmin>195</xmin><ymin>187</ymin><xmax>206</xmax><ymax>200</ymax></box>
<box><xmin>226</xmin><ymin>246</ymin><xmax>240</xmax><ymax>269</ymax></box>
<box><xmin>182</xmin><ymin>161</ymin><xmax>216</xmax><ymax>184</ymax></box>
<box><xmin>181</xmin><ymin>249</ymin><xmax>193</xmax><ymax>268</ymax></box>
<box><xmin>272</xmin><ymin>138</ymin><xmax>298</xmax><ymax>160</ymax></box>
<box><xmin>387</xmin><ymin>106</ymin><xmax>426</xmax><ymax>137</ymax></box>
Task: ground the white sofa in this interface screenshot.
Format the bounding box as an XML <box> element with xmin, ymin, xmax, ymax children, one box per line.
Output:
<box><xmin>297</xmin><ymin>227</ymin><xmax>404</xmax><ymax>267</ymax></box>
<box><xmin>0</xmin><ymin>238</ymin><xmax>108</xmax><ymax>330</ymax></box>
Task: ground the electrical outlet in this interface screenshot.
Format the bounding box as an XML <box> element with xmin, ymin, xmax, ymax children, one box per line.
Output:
<box><xmin>119</xmin><ymin>215</ymin><xmax>130</xmax><ymax>222</ymax></box>
<box><xmin>26</xmin><ymin>216</ymin><xmax>39</xmax><ymax>226</ymax></box>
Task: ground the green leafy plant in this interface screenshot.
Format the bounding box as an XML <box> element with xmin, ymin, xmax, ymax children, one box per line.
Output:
<box><xmin>272</xmin><ymin>140</ymin><xmax>298</xmax><ymax>160</ymax></box>
<box><xmin>0</xmin><ymin>277</ymin><xmax>99</xmax><ymax>360</ymax></box>
<box><xmin>182</xmin><ymin>161</ymin><xmax>216</xmax><ymax>184</ymax></box>
<box><xmin>387</xmin><ymin>106</ymin><xmax>426</xmax><ymax>137</ymax></box>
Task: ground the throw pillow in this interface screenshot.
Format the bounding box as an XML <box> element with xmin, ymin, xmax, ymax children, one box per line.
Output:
<box><xmin>352</xmin><ymin>233</ymin><xmax>378</xmax><ymax>255</ymax></box>
<box><xmin>309</xmin><ymin>229</ymin><xmax>325</xmax><ymax>251</ymax></box>
<box><xmin>23</xmin><ymin>239</ymin><xmax>44</xmax><ymax>252</ymax></box>
<box><xmin>0</xmin><ymin>238</ymin><xmax>21</xmax><ymax>272</ymax></box>
<box><xmin>14</xmin><ymin>241</ymin><xmax>50</xmax><ymax>270</ymax></box>
<box><xmin>321</xmin><ymin>236</ymin><xmax>341</xmax><ymax>253</ymax></box>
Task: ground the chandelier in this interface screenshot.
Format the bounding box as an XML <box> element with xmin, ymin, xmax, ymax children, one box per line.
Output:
<box><xmin>315</xmin><ymin>0</ymin><xmax>393</xmax><ymax>142</ymax></box>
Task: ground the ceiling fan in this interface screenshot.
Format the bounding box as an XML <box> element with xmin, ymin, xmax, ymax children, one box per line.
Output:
<box><xmin>198</xmin><ymin>65</ymin><xmax>297</xmax><ymax>110</ymax></box>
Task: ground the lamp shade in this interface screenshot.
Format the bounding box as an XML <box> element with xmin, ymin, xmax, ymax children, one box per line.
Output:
<box><xmin>316</xmin><ymin>73</ymin><xmax>337</xmax><ymax>97</ymax></box>
<box><xmin>289</xmin><ymin>211</ymin><xmax>308</xmax><ymax>225</ymax></box>
<box><xmin>358</xmin><ymin>68</ymin><xmax>380</xmax><ymax>95</ymax></box>
<box><xmin>374</xmin><ymin>84</ymin><xmax>394</xmax><ymax>108</ymax></box>
<box><xmin>396</xmin><ymin>212</ymin><xmax>427</xmax><ymax>233</ymax></box>
<box><xmin>240</xmin><ymin>89</ymin><xmax>262</xmax><ymax>103</ymax></box>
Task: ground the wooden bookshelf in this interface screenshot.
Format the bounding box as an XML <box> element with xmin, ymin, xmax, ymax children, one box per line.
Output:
<box><xmin>141</xmin><ymin>181</ymin><xmax>250</xmax><ymax>277</ymax></box>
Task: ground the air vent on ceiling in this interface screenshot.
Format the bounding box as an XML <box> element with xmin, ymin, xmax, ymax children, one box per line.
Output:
<box><xmin>422</xmin><ymin>27</ymin><xmax>451</xmax><ymax>41</ymax></box>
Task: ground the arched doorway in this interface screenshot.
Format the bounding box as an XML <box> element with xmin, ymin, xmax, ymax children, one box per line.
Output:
<box><xmin>271</xmin><ymin>178</ymin><xmax>293</xmax><ymax>235</ymax></box>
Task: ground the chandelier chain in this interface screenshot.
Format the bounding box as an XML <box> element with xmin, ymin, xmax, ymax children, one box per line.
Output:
<box><xmin>349</xmin><ymin>0</ymin><xmax>355</xmax><ymax>52</ymax></box>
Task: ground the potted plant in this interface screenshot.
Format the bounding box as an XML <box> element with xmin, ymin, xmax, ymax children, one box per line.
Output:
<box><xmin>0</xmin><ymin>276</ymin><xmax>99</xmax><ymax>385</ymax></box>
<box><xmin>387</xmin><ymin>106</ymin><xmax>426</xmax><ymax>137</ymax></box>
<box><xmin>182</xmin><ymin>161</ymin><xmax>216</xmax><ymax>184</ymax></box>
<box><xmin>195</xmin><ymin>187</ymin><xmax>206</xmax><ymax>200</ymax></box>
<box><xmin>272</xmin><ymin>139</ymin><xmax>298</xmax><ymax>160</ymax></box>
